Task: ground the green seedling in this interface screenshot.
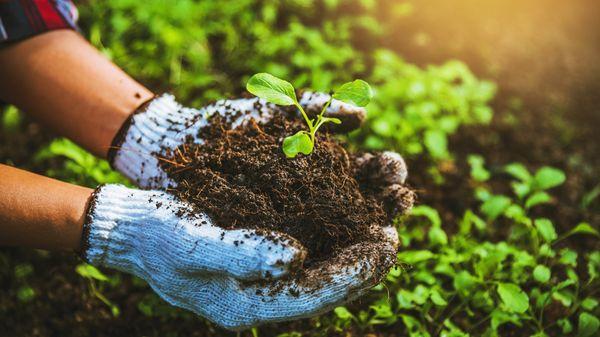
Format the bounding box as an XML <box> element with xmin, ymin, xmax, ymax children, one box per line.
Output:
<box><xmin>246</xmin><ymin>73</ymin><xmax>373</xmax><ymax>158</ymax></box>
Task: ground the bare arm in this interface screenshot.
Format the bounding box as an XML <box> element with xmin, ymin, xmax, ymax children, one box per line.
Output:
<box><xmin>0</xmin><ymin>30</ymin><xmax>154</xmax><ymax>158</ymax></box>
<box><xmin>0</xmin><ymin>164</ymin><xmax>92</xmax><ymax>251</ymax></box>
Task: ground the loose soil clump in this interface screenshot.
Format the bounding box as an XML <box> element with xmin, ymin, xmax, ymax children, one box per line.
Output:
<box><xmin>160</xmin><ymin>113</ymin><xmax>394</xmax><ymax>265</ymax></box>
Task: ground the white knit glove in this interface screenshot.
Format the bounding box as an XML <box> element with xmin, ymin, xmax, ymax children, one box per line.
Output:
<box><xmin>82</xmin><ymin>184</ymin><xmax>399</xmax><ymax>330</ymax></box>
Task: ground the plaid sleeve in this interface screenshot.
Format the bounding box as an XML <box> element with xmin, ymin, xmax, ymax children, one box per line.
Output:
<box><xmin>0</xmin><ymin>0</ymin><xmax>79</xmax><ymax>44</ymax></box>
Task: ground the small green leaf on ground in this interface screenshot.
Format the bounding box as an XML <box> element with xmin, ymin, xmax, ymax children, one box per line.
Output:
<box><xmin>282</xmin><ymin>131</ymin><xmax>313</xmax><ymax>158</ymax></box>
<box><xmin>428</xmin><ymin>227</ymin><xmax>448</xmax><ymax>245</ymax></box>
<box><xmin>533</xmin><ymin>166</ymin><xmax>566</xmax><ymax>190</ymax></box>
<box><xmin>430</xmin><ymin>289</ymin><xmax>448</xmax><ymax>306</ymax></box>
<box><xmin>321</xmin><ymin>117</ymin><xmax>342</xmax><ymax>124</ymax></box>
<box><xmin>454</xmin><ymin>271</ymin><xmax>478</xmax><ymax>296</ymax></box>
<box><xmin>568</xmin><ymin>222</ymin><xmax>599</xmax><ymax>237</ymax></box>
<box><xmin>525</xmin><ymin>191</ymin><xmax>552</xmax><ymax>209</ymax></box>
<box><xmin>578</xmin><ymin>312</ymin><xmax>600</xmax><ymax>337</ymax></box>
<box><xmin>497</xmin><ymin>283</ymin><xmax>529</xmax><ymax>313</ymax></box>
<box><xmin>581</xmin><ymin>297</ymin><xmax>599</xmax><ymax>311</ymax></box>
<box><xmin>76</xmin><ymin>264</ymin><xmax>109</xmax><ymax>282</ymax></box>
<box><xmin>533</xmin><ymin>265</ymin><xmax>551</xmax><ymax>283</ymax></box>
<box><xmin>467</xmin><ymin>154</ymin><xmax>490</xmax><ymax>182</ymax></box>
<box><xmin>535</xmin><ymin>218</ymin><xmax>557</xmax><ymax>243</ymax></box>
<box><xmin>17</xmin><ymin>286</ymin><xmax>35</xmax><ymax>302</ymax></box>
<box><xmin>334</xmin><ymin>306</ymin><xmax>355</xmax><ymax>320</ymax></box>
<box><xmin>424</xmin><ymin>130</ymin><xmax>449</xmax><ymax>160</ymax></box>
<box><xmin>246</xmin><ymin>73</ymin><xmax>297</xmax><ymax>106</ymax></box>
<box><xmin>504</xmin><ymin>163</ymin><xmax>531</xmax><ymax>182</ymax></box>
<box><xmin>480</xmin><ymin>195</ymin><xmax>511</xmax><ymax>220</ymax></box>
<box><xmin>411</xmin><ymin>205</ymin><xmax>442</xmax><ymax>227</ymax></box>
<box><xmin>397</xmin><ymin>250</ymin><xmax>434</xmax><ymax>264</ymax></box>
<box><xmin>332</xmin><ymin>79</ymin><xmax>373</xmax><ymax>107</ymax></box>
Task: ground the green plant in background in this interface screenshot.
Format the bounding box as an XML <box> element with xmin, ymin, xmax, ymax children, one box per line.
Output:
<box><xmin>80</xmin><ymin>0</ymin><xmax>496</xmax><ymax>172</ymax></box>
<box><xmin>34</xmin><ymin>138</ymin><xmax>129</xmax><ymax>188</ymax></box>
<box><xmin>14</xmin><ymin>263</ymin><xmax>36</xmax><ymax>303</ymax></box>
<box><xmin>79</xmin><ymin>0</ymin><xmax>374</xmax><ymax>103</ymax></box>
<box><xmin>331</xmin><ymin>156</ymin><xmax>598</xmax><ymax>337</ymax></box>
<box><xmin>246</xmin><ymin>72</ymin><xmax>372</xmax><ymax>157</ymax></box>
<box><xmin>356</xmin><ymin>50</ymin><xmax>496</xmax><ymax>163</ymax></box>
<box><xmin>76</xmin><ymin>264</ymin><xmax>121</xmax><ymax>316</ymax></box>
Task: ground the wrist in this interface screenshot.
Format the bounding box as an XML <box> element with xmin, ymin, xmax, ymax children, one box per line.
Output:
<box><xmin>108</xmin><ymin>94</ymin><xmax>200</xmax><ymax>188</ymax></box>
<box><xmin>82</xmin><ymin>185</ymin><xmax>157</xmax><ymax>270</ymax></box>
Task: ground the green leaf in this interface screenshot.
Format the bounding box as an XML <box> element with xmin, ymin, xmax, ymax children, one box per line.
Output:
<box><xmin>504</xmin><ymin>163</ymin><xmax>531</xmax><ymax>182</ymax></box>
<box><xmin>430</xmin><ymin>289</ymin><xmax>448</xmax><ymax>306</ymax></box>
<box><xmin>411</xmin><ymin>285</ymin><xmax>430</xmax><ymax>305</ymax></box>
<box><xmin>558</xmin><ymin>318</ymin><xmax>573</xmax><ymax>334</ymax></box>
<box><xmin>559</xmin><ymin>249</ymin><xmax>578</xmax><ymax>267</ymax></box>
<box><xmin>553</xmin><ymin>290</ymin><xmax>574</xmax><ymax>307</ymax></box>
<box><xmin>14</xmin><ymin>264</ymin><xmax>34</xmax><ymax>279</ymax></box>
<box><xmin>334</xmin><ymin>306</ymin><xmax>355</xmax><ymax>320</ymax></box>
<box><xmin>396</xmin><ymin>289</ymin><xmax>415</xmax><ymax>309</ymax></box>
<box><xmin>511</xmin><ymin>181</ymin><xmax>531</xmax><ymax>199</ymax></box>
<box><xmin>535</xmin><ymin>218</ymin><xmax>557</xmax><ymax>243</ymax></box>
<box><xmin>497</xmin><ymin>283</ymin><xmax>529</xmax><ymax>313</ymax></box>
<box><xmin>480</xmin><ymin>195</ymin><xmax>511</xmax><ymax>220</ymax></box>
<box><xmin>533</xmin><ymin>265</ymin><xmax>551</xmax><ymax>283</ymax></box>
<box><xmin>453</xmin><ymin>271</ymin><xmax>478</xmax><ymax>297</ymax></box>
<box><xmin>567</xmin><ymin>222</ymin><xmax>599</xmax><ymax>237</ymax></box>
<box><xmin>581</xmin><ymin>297</ymin><xmax>599</xmax><ymax>311</ymax></box>
<box><xmin>282</xmin><ymin>131</ymin><xmax>313</xmax><ymax>158</ymax></box>
<box><xmin>578</xmin><ymin>312</ymin><xmax>599</xmax><ymax>337</ymax></box>
<box><xmin>588</xmin><ymin>251</ymin><xmax>600</xmax><ymax>281</ymax></box>
<box><xmin>424</xmin><ymin>130</ymin><xmax>449</xmax><ymax>159</ymax></box>
<box><xmin>2</xmin><ymin>105</ymin><xmax>22</xmax><ymax>132</ymax></box>
<box><xmin>491</xmin><ymin>308</ymin><xmax>522</xmax><ymax>330</ymax></box>
<box><xmin>321</xmin><ymin>117</ymin><xmax>342</xmax><ymax>124</ymax></box>
<box><xmin>525</xmin><ymin>191</ymin><xmax>552</xmax><ymax>209</ymax></box>
<box><xmin>467</xmin><ymin>154</ymin><xmax>490</xmax><ymax>182</ymax></box>
<box><xmin>533</xmin><ymin>166</ymin><xmax>566</xmax><ymax>190</ymax></box>
<box><xmin>581</xmin><ymin>185</ymin><xmax>600</xmax><ymax>209</ymax></box>
<box><xmin>411</xmin><ymin>205</ymin><xmax>442</xmax><ymax>228</ymax></box>
<box><xmin>76</xmin><ymin>264</ymin><xmax>109</xmax><ymax>282</ymax></box>
<box><xmin>332</xmin><ymin>79</ymin><xmax>373</xmax><ymax>107</ymax></box>
<box><xmin>17</xmin><ymin>286</ymin><xmax>35</xmax><ymax>302</ymax></box>
<box><xmin>246</xmin><ymin>73</ymin><xmax>297</xmax><ymax>106</ymax></box>
<box><xmin>428</xmin><ymin>227</ymin><xmax>448</xmax><ymax>246</ymax></box>
<box><xmin>398</xmin><ymin>250</ymin><xmax>435</xmax><ymax>264</ymax></box>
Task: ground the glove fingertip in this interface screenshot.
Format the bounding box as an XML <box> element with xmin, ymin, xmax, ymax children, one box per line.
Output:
<box><xmin>255</xmin><ymin>230</ymin><xmax>307</xmax><ymax>278</ymax></box>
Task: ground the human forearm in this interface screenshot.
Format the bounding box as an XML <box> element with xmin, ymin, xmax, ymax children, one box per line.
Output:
<box><xmin>0</xmin><ymin>164</ymin><xmax>92</xmax><ymax>251</ymax></box>
<box><xmin>0</xmin><ymin>30</ymin><xmax>153</xmax><ymax>158</ymax></box>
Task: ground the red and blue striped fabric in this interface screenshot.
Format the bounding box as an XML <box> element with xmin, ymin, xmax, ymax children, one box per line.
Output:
<box><xmin>0</xmin><ymin>0</ymin><xmax>78</xmax><ymax>44</ymax></box>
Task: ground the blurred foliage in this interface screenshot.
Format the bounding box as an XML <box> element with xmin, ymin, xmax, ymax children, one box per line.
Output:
<box><xmin>355</xmin><ymin>51</ymin><xmax>496</xmax><ymax>161</ymax></box>
<box><xmin>79</xmin><ymin>0</ymin><xmax>374</xmax><ymax>102</ymax></box>
<box><xmin>79</xmin><ymin>0</ymin><xmax>495</xmax><ymax>163</ymax></box>
<box><xmin>35</xmin><ymin>138</ymin><xmax>129</xmax><ymax>188</ymax></box>
<box><xmin>335</xmin><ymin>159</ymin><xmax>599</xmax><ymax>337</ymax></box>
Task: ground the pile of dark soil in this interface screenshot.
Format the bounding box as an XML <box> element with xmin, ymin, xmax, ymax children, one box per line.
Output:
<box><xmin>160</xmin><ymin>113</ymin><xmax>391</xmax><ymax>265</ymax></box>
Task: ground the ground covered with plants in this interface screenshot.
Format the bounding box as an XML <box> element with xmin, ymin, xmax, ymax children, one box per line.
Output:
<box><xmin>1</xmin><ymin>1</ymin><xmax>598</xmax><ymax>336</ymax></box>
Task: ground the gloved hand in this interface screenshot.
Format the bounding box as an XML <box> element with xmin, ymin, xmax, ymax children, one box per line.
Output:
<box><xmin>102</xmin><ymin>92</ymin><xmax>413</xmax><ymax>329</ymax></box>
<box><xmin>82</xmin><ymin>184</ymin><xmax>400</xmax><ymax>330</ymax></box>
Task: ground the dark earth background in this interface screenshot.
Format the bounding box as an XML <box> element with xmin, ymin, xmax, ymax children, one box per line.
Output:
<box><xmin>1</xmin><ymin>0</ymin><xmax>598</xmax><ymax>336</ymax></box>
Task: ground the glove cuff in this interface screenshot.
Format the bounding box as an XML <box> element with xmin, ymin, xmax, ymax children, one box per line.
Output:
<box><xmin>82</xmin><ymin>184</ymin><xmax>158</xmax><ymax>271</ymax></box>
<box><xmin>109</xmin><ymin>94</ymin><xmax>201</xmax><ymax>188</ymax></box>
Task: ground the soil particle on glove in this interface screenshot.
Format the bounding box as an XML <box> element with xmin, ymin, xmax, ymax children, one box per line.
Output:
<box><xmin>160</xmin><ymin>114</ymin><xmax>407</xmax><ymax>265</ymax></box>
